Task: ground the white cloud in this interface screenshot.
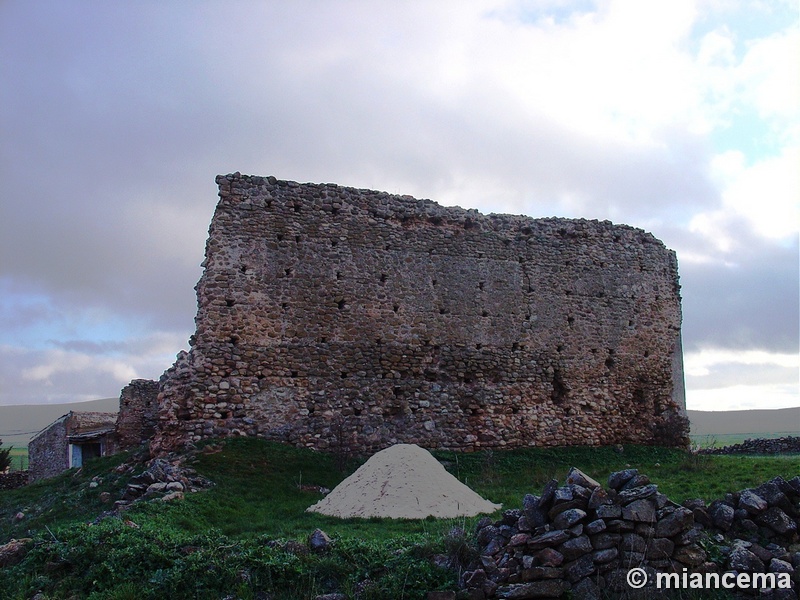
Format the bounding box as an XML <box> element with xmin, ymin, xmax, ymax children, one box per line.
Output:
<box><xmin>473</xmin><ymin>0</ymin><xmax>702</xmax><ymax>144</ymax></box>
<box><xmin>738</xmin><ymin>27</ymin><xmax>800</xmax><ymax>124</ymax></box>
<box><xmin>0</xmin><ymin>330</ymin><xmax>187</xmax><ymax>405</ymax></box>
<box><xmin>684</xmin><ymin>348</ymin><xmax>799</xmax><ymax>411</ymax></box>
<box><xmin>694</xmin><ymin>146</ymin><xmax>799</xmax><ymax>247</ymax></box>
<box><xmin>685</xmin><ymin>348</ymin><xmax>799</xmax><ymax>377</ymax></box>
<box><xmin>697</xmin><ymin>26</ymin><xmax>737</xmax><ymax>69</ymax></box>
<box><xmin>0</xmin><ymin>0</ymin><xmax>797</xmax><ymax>411</ymax></box>
<box><xmin>20</xmin><ymin>350</ymin><xmax>136</xmax><ymax>385</ymax></box>
<box><xmin>719</xmin><ymin>148</ymin><xmax>799</xmax><ymax>240</ymax></box>
<box><xmin>687</xmin><ymin>384</ymin><xmax>800</xmax><ymax>412</ymax></box>
<box><xmin>690</xmin><ymin>11</ymin><xmax>799</xmax><ymax>145</ymax></box>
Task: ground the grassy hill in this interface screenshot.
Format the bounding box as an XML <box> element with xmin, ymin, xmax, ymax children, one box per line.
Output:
<box><xmin>0</xmin><ymin>438</ymin><xmax>798</xmax><ymax>599</ymax></box>
<box><xmin>688</xmin><ymin>407</ymin><xmax>799</xmax><ymax>435</ymax></box>
<box><xmin>688</xmin><ymin>407</ymin><xmax>800</xmax><ymax>447</ymax></box>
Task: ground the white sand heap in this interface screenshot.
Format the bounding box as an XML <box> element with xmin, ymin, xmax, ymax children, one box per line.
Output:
<box><xmin>306</xmin><ymin>443</ymin><xmax>501</xmax><ymax>519</ymax></box>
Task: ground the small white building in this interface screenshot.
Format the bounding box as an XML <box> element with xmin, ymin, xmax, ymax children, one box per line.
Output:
<box><xmin>28</xmin><ymin>411</ymin><xmax>118</xmax><ymax>481</ymax></box>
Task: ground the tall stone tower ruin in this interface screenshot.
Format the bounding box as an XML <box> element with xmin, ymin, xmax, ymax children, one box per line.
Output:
<box><xmin>151</xmin><ymin>173</ymin><xmax>688</xmax><ymax>454</ymax></box>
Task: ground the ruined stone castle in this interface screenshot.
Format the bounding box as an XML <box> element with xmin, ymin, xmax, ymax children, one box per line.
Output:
<box><xmin>146</xmin><ymin>173</ymin><xmax>688</xmax><ymax>455</ymax></box>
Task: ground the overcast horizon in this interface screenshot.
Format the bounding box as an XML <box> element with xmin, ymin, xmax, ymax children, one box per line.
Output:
<box><xmin>1</xmin><ymin>1</ymin><xmax>797</xmax><ymax>414</ymax></box>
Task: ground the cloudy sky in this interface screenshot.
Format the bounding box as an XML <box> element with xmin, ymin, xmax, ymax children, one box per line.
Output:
<box><xmin>0</xmin><ymin>0</ymin><xmax>797</xmax><ymax>414</ymax></box>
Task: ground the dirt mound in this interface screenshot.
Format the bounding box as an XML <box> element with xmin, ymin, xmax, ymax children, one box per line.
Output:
<box><xmin>306</xmin><ymin>443</ymin><xmax>501</xmax><ymax>519</ymax></box>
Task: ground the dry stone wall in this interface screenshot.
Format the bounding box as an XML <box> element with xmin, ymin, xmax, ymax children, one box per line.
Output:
<box><xmin>461</xmin><ymin>469</ymin><xmax>799</xmax><ymax>599</ymax></box>
<box><xmin>152</xmin><ymin>173</ymin><xmax>687</xmax><ymax>455</ymax></box>
<box><xmin>698</xmin><ymin>437</ymin><xmax>800</xmax><ymax>456</ymax></box>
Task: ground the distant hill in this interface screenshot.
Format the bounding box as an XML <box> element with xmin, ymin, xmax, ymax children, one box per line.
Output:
<box><xmin>1</xmin><ymin>400</ymin><xmax>797</xmax><ymax>448</ymax></box>
<box><xmin>688</xmin><ymin>407</ymin><xmax>800</xmax><ymax>437</ymax></box>
<box><xmin>0</xmin><ymin>398</ymin><xmax>118</xmax><ymax>447</ymax></box>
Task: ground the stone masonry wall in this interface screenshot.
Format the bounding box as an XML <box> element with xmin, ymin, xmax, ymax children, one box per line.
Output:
<box><xmin>151</xmin><ymin>173</ymin><xmax>687</xmax><ymax>455</ymax></box>
<box><xmin>28</xmin><ymin>415</ymin><xmax>68</xmax><ymax>482</ymax></box>
<box><xmin>116</xmin><ymin>379</ymin><xmax>160</xmax><ymax>450</ymax></box>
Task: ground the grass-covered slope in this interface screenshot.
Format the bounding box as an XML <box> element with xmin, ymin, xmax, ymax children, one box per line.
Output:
<box><xmin>1</xmin><ymin>439</ymin><xmax>798</xmax><ymax>599</ymax></box>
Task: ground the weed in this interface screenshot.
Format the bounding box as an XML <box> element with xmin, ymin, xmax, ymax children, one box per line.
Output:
<box><xmin>87</xmin><ymin>581</ymin><xmax>143</xmax><ymax>600</ymax></box>
<box><xmin>678</xmin><ymin>450</ymin><xmax>711</xmax><ymax>473</ymax></box>
<box><xmin>328</xmin><ymin>415</ymin><xmax>356</xmax><ymax>473</ymax></box>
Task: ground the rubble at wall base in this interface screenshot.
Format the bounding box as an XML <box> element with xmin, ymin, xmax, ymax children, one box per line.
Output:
<box><xmin>0</xmin><ymin>471</ymin><xmax>29</xmax><ymax>491</ymax></box>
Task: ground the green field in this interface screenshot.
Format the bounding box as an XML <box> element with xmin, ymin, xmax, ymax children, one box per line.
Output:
<box><xmin>1</xmin><ymin>445</ymin><xmax>27</xmax><ymax>472</ymax></box>
<box><xmin>5</xmin><ymin>447</ymin><xmax>28</xmax><ymax>471</ymax></box>
<box><xmin>0</xmin><ymin>438</ymin><xmax>798</xmax><ymax>599</ymax></box>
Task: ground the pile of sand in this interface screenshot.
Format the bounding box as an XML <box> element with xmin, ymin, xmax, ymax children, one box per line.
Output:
<box><xmin>306</xmin><ymin>443</ymin><xmax>501</xmax><ymax>519</ymax></box>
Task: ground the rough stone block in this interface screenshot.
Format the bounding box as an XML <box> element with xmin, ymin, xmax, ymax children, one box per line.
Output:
<box><xmin>535</xmin><ymin>548</ymin><xmax>564</xmax><ymax>567</ymax></box>
<box><xmin>558</xmin><ymin>535</ymin><xmax>593</xmax><ymax>561</ymax></box>
<box><xmin>552</xmin><ymin>508</ymin><xmax>587</xmax><ymax>530</ymax></box>
<box><xmin>585</xmin><ymin>518</ymin><xmax>606</xmax><ymax>535</ymax></box>
<box><xmin>728</xmin><ymin>545</ymin><xmax>765</xmax><ymax>573</ymax></box>
<box><xmin>757</xmin><ymin>507</ymin><xmax>797</xmax><ymax>535</ymax></box>
<box><xmin>495</xmin><ymin>579</ymin><xmax>570</xmax><ymax>599</ymax></box>
<box><xmin>645</xmin><ymin>537</ymin><xmax>674</xmax><ymax>560</ymax></box>
<box><xmin>739</xmin><ymin>489</ymin><xmax>768</xmax><ymax>515</ymax></box>
<box><xmin>607</xmin><ymin>469</ymin><xmax>638</xmax><ymax>491</ymax></box>
<box><xmin>564</xmin><ymin>554</ymin><xmax>596</xmax><ymax>583</ymax></box>
<box><xmin>590</xmin><ymin>532</ymin><xmax>621</xmax><ymax>550</ymax></box>
<box><xmin>622</xmin><ymin>498</ymin><xmax>656</xmax><ymax>523</ymax></box>
<box><xmin>566</xmin><ymin>467</ymin><xmax>601</xmax><ymax>490</ymax></box>
<box><xmin>655</xmin><ymin>506</ymin><xmax>694</xmax><ymax>538</ymax></box>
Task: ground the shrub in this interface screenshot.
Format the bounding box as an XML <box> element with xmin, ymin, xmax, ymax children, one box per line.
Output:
<box><xmin>0</xmin><ymin>439</ymin><xmax>12</xmax><ymax>473</ymax></box>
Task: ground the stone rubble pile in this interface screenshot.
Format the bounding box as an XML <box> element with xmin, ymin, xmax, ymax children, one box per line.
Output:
<box><xmin>0</xmin><ymin>471</ymin><xmax>29</xmax><ymax>491</ymax></box>
<box><xmin>689</xmin><ymin>476</ymin><xmax>800</xmax><ymax>546</ymax></box>
<box><xmin>0</xmin><ymin>537</ymin><xmax>32</xmax><ymax>568</ymax></box>
<box><xmin>114</xmin><ymin>456</ymin><xmax>213</xmax><ymax>511</ymax></box>
<box><xmin>461</xmin><ymin>468</ymin><xmax>799</xmax><ymax>599</ymax></box>
<box><xmin>698</xmin><ymin>437</ymin><xmax>800</xmax><ymax>456</ymax></box>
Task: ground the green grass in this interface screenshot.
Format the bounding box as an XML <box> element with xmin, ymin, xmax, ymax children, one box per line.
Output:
<box><xmin>6</xmin><ymin>447</ymin><xmax>28</xmax><ymax>471</ymax></box>
<box><xmin>0</xmin><ymin>450</ymin><xmax>133</xmax><ymax>535</ymax></box>
<box><xmin>0</xmin><ymin>439</ymin><xmax>798</xmax><ymax>599</ymax></box>
<box><xmin>134</xmin><ymin>439</ymin><xmax>475</xmax><ymax>542</ymax></box>
<box><xmin>431</xmin><ymin>443</ymin><xmax>799</xmax><ymax>509</ymax></box>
